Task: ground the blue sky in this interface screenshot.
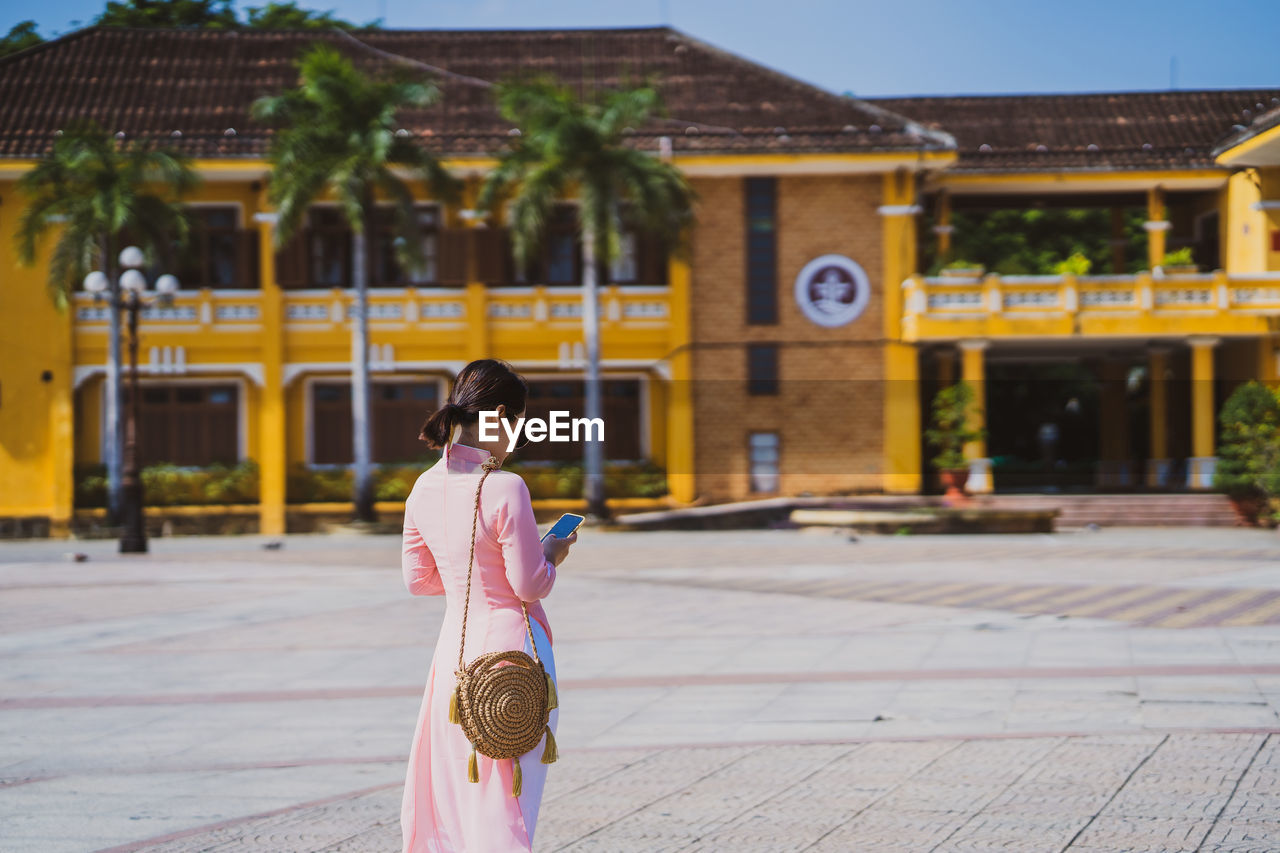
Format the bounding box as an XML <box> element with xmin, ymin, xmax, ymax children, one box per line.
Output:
<box><xmin>11</xmin><ymin>0</ymin><xmax>1280</xmax><ymax>97</ymax></box>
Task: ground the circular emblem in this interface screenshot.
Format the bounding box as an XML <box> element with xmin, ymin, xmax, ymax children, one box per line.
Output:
<box><xmin>793</xmin><ymin>254</ymin><xmax>870</xmax><ymax>328</ymax></box>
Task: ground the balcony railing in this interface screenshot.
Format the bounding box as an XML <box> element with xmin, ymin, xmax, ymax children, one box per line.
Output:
<box><xmin>902</xmin><ymin>271</ymin><xmax>1280</xmax><ymax>340</ymax></box>
<box><xmin>73</xmin><ymin>284</ymin><xmax>671</xmax><ymax>332</ymax></box>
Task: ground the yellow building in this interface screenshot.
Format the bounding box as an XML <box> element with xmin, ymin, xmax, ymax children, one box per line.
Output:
<box><xmin>1</xmin><ymin>27</ymin><xmax>1278</xmax><ymax>536</ymax></box>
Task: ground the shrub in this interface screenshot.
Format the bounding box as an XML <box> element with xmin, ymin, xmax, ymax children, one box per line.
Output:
<box><xmin>74</xmin><ymin>461</ymin><xmax>260</xmax><ymax>507</ymax></box>
<box><xmin>1213</xmin><ymin>381</ymin><xmax>1280</xmax><ymax>501</ymax></box>
<box><xmin>925</xmin><ymin>381</ymin><xmax>986</xmax><ymax>471</ymax></box>
<box><xmin>1161</xmin><ymin>247</ymin><xmax>1195</xmax><ymax>267</ymax></box>
<box><xmin>1052</xmin><ymin>251</ymin><xmax>1092</xmax><ymax>276</ymax></box>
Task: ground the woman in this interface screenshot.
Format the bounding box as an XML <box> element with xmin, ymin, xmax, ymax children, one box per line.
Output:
<box><xmin>400</xmin><ymin>359</ymin><xmax>575</xmax><ymax>853</ymax></box>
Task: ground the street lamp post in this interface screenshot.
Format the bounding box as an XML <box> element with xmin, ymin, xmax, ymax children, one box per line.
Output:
<box><xmin>85</xmin><ymin>247</ymin><xmax>178</xmax><ymax>554</ymax></box>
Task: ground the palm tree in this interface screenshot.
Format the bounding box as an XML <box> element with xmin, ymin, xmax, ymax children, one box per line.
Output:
<box><xmin>16</xmin><ymin>121</ymin><xmax>196</xmax><ymax>522</ymax></box>
<box><xmin>479</xmin><ymin>79</ymin><xmax>694</xmax><ymax>519</ymax></box>
<box><xmin>253</xmin><ymin>45</ymin><xmax>458</xmax><ymax>523</ymax></box>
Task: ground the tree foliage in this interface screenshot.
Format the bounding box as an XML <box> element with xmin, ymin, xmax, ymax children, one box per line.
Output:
<box><xmin>95</xmin><ymin>0</ymin><xmax>239</xmax><ymax>29</ymax></box>
<box><xmin>1213</xmin><ymin>381</ymin><xmax>1280</xmax><ymax>500</ymax></box>
<box><xmin>244</xmin><ymin>2</ymin><xmax>376</xmax><ymax>30</ymax></box>
<box><xmin>926</xmin><ymin>381</ymin><xmax>986</xmax><ymax>471</ymax></box>
<box><xmin>91</xmin><ymin>0</ymin><xmax>371</xmax><ymax>30</ymax></box>
<box><xmin>0</xmin><ymin>21</ymin><xmax>43</xmax><ymax>58</ymax></box>
<box><xmin>922</xmin><ymin>207</ymin><xmax>1149</xmax><ymax>276</ymax></box>
<box><xmin>251</xmin><ymin>44</ymin><xmax>456</xmax><ymax>251</ymax></box>
<box><xmin>478</xmin><ymin>77</ymin><xmax>695</xmax><ymax>272</ymax></box>
<box><xmin>15</xmin><ymin>121</ymin><xmax>196</xmax><ymax>308</ymax></box>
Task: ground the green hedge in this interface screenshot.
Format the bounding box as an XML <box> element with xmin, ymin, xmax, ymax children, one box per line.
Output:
<box><xmin>288</xmin><ymin>459</ymin><xmax>668</xmax><ymax>502</ymax></box>
<box><xmin>75</xmin><ymin>461</ymin><xmax>260</xmax><ymax>507</ymax></box>
<box><xmin>76</xmin><ymin>458</ymin><xmax>669</xmax><ymax>507</ymax></box>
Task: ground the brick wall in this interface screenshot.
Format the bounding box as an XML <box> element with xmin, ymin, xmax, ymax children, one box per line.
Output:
<box><xmin>689</xmin><ymin>174</ymin><xmax>887</xmax><ymax>501</ymax></box>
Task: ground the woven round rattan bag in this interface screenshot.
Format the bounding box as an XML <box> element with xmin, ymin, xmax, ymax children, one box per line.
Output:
<box><xmin>448</xmin><ymin>455</ymin><xmax>558</xmax><ymax>797</ymax></box>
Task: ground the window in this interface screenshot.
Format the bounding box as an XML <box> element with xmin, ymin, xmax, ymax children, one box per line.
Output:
<box><xmin>746</xmin><ymin>344</ymin><xmax>779</xmax><ymax>395</ymax></box>
<box><xmin>604</xmin><ymin>206</ymin><xmax>669</xmax><ymax>285</ymax></box>
<box><xmin>545</xmin><ymin>205</ymin><xmax>580</xmax><ymax>285</ymax></box>
<box><xmin>748</xmin><ymin>432</ymin><xmax>780</xmax><ymax>493</ymax></box>
<box><xmin>132</xmin><ymin>384</ymin><xmax>239</xmax><ymax>466</ymax></box>
<box><xmin>373</xmin><ymin>205</ymin><xmax>440</xmax><ymax>286</ymax></box>
<box><xmin>311</xmin><ymin>381</ymin><xmax>439</xmax><ymax>464</ymax></box>
<box><xmin>609</xmin><ymin>231</ymin><xmax>639</xmax><ymax>283</ymax></box>
<box><xmin>309</xmin><ymin>208</ymin><xmax>352</xmax><ymax>286</ymax></box>
<box><xmin>176</xmin><ymin>207</ymin><xmax>245</xmax><ymax>289</ymax></box>
<box><xmin>745</xmin><ymin>177</ymin><xmax>778</xmax><ymax>324</ymax></box>
<box><xmin>519</xmin><ymin>378</ymin><xmax>643</xmax><ymax>462</ymax></box>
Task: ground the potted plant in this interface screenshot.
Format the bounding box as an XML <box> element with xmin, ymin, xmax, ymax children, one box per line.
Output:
<box><xmin>1158</xmin><ymin>247</ymin><xmax>1198</xmax><ymax>275</ymax></box>
<box><xmin>940</xmin><ymin>259</ymin><xmax>985</xmax><ymax>280</ymax></box>
<box><xmin>926</xmin><ymin>380</ymin><xmax>987</xmax><ymax>503</ymax></box>
<box><xmin>1052</xmin><ymin>251</ymin><xmax>1092</xmax><ymax>276</ymax></box>
<box><xmin>1213</xmin><ymin>381</ymin><xmax>1280</xmax><ymax>526</ymax></box>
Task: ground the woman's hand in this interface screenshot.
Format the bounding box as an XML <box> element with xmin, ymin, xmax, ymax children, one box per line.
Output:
<box><xmin>542</xmin><ymin>531</ymin><xmax>577</xmax><ymax>567</ymax></box>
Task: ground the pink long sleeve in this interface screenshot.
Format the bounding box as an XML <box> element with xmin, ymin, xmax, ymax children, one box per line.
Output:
<box><xmin>492</xmin><ymin>474</ymin><xmax>557</xmax><ymax>602</ymax></box>
<box><xmin>402</xmin><ymin>514</ymin><xmax>444</xmax><ymax>596</ymax></box>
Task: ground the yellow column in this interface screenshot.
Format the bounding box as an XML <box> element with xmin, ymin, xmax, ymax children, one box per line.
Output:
<box><xmin>1146</xmin><ymin>346</ymin><xmax>1171</xmax><ymax>487</ymax></box>
<box><xmin>1097</xmin><ymin>357</ymin><xmax>1131</xmax><ymax>489</ymax></box>
<box><xmin>958</xmin><ymin>339</ymin><xmax>991</xmax><ymax>493</ymax></box>
<box><xmin>1146</xmin><ymin>186</ymin><xmax>1169</xmax><ymax>270</ymax></box>
<box><xmin>665</xmin><ymin>254</ymin><xmax>695</xmax><ymax>503</ymax></box>
<box><xmin>464</xmin><ymin>283</ymin><xmax>490</xmax><ymax>361</ymax></box>
<box><xmin>1260</xmin><ymin>336</ymin><xmax>1279</xmax><ymax>386</ymax></box>
<box><xmin>256</xmin><ymin>200</ymin><xmax>287</xmax><ymax>536</ymax></box>
<box><xmin>49</xmin><ymin>357</ymin><xmax>75</xmax><ymax>538</ymax></box>
<box><xmin>881</xmin><ymin>169</ymin><xmax>923</xmax><ymax>493</ymax></box>
<box><xmin>1188</xmin><ymin>335</ymin><xmax>1219</xmax><ymax>489</ymax></box>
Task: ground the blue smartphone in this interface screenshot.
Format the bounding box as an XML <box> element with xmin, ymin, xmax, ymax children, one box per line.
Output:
<box><xmin>542</xmin><ymin>513</ymin><xmax>584</xmax><ymax>542</ymax></box>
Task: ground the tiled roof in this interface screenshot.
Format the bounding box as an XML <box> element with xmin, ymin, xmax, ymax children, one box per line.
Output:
<box><xmin>0</xmin><ymin>26</ymin><xmax>951</xmax><ymax>158</ymax></box>
<box><xmin>869</xmin><ymin>90</ymin><xmax>1280</xmax><ymax>172</ymax></box>
<box><xmin>1213</xmin><ymin>103</ymin><xmax>1280</xmax><ymax>157</ymax></box>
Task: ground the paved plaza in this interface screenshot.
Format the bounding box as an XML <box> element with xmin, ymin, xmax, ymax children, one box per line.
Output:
<box><xmin>3</xmin><ymin>527</ymin><xmax>1280</xmax><ymax>851</ymax></box>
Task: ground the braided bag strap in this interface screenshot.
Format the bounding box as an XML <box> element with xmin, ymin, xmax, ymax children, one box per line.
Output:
<box><xmin>456</xmin><ymin>454</ymin><xmax>542</xmax><ymax>677</ymax></box>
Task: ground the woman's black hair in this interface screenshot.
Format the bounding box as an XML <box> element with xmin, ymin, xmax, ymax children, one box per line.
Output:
<box><xmin>419</xmin><ymin>358</ymin><xmax>528</xmax><ymax>449</ymax></box>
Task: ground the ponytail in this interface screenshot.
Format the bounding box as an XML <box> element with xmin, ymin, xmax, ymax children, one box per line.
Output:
<box><xmin>418</xmin><ymin>359</ymin><xmax>528</xmax><ymax>451</ymax></box>
<box><xmin>419</xmin><ymin>402</ymin><xmax>462</xmax><ymax>449</ymax></box>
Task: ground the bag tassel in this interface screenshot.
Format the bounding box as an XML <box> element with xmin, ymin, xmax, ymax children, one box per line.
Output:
<box><xmin>546</xmin><ymin>672</ymin><xmax>558</xmax><ymax>710</ymax></box>
<box><xmin>511</xmin><ymin>759</ymin><xmax>522</xmax><ymax>797</ymax></box>
<box><xmin>467</xmin><ymin>744</ymin><xmax>479</xmax><ymax>783</ymax></box>
<box><xmin>448</xmin><ymin>686</ymin><xmax>460</xmax><ymax>724</ymax></box>
<box><xmin>540</xmin><ymin>725</ymin><xmax>558</xmax><ymax>764</ymax></box>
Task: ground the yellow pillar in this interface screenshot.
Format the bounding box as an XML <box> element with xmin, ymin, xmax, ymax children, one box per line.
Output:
<box><xmin>665</xmin><ymin>254</ymin><xmax>695</xmax><ymax>503</ymax></box>
<box><xmin>256</xmin><ymin>200</ymin><xmax>288</xmax><ymax>536</ymax></box>
<box><xmin>958</xmin><ymin>339</ymin><xmax>991</xmax><ymax>493</ymax></box>
<box><xmin>1146</xmin><ymin>186</ymin><xmax>1169</xmax><ymax>270</ymax></box>
<box><xmin>464</xmin><ymin>283</ymin><xmax>490</xmax><ymax>361</ymax></box>
<box><xmin>1188</xmin><ymin>335</ymin><xmax>1219</xmax><ymax>489</ymax></box>
<box><xmin>49</xmin><ymin>358</ymin><xmax>75</xmax><ymax>538</ymax></box>
<box><xmin>463</xmin><ymin>185</ymin><xmax>491</xmax><ymax>361</ymax></box>
<box><xmin>1260</xmin><ymin>336</ymin><xmax>1279</xmax><ymax>386</ymax></box>
<box><xmin>881</xmin><ymin>169</ymin><xmax>923</xmax><ymax>493</ymax></box>
<box><xmin>1146</xmin><ymin>346</ymin><xmax>1171</xmax><ymax>487</ymax></box>
<box><xmin>1097</xmin><ymin>357</ymin><xmax>1131</xmax><ymax>489</ymax></box>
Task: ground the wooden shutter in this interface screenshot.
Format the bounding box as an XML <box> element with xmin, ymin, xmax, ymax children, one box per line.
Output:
<box><xmin>472</xmin><ymin>228</ymin><xmax>512</xmax><ymax>285</ymax></box>
<box><xmin>637</xmin><ymin>232</ymin><xmax>669</xmax><ymax>285</ymax></box>
<box><xmin>274</xmin><ymin>230</ymin><xmax>309</xmax><ymax>289</ymax></box>
<box><xmin>236</xmin><ymin>230</ymin><xmax>260</xmax><ymax>289</ymax></box>
<box><xmin>437</xmin><ymin>228</ymin><xmax>469</xmax><ymax>285</ymax></box>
